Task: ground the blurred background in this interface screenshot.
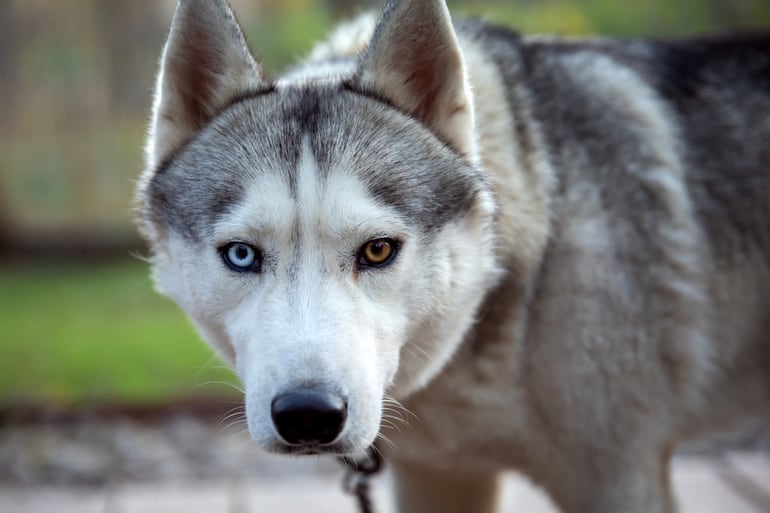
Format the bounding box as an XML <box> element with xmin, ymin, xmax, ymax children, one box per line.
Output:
<box><xmin>1</xmin><ymin>1</ymin><xmax>769</xmax><ymax>512</ymax></box>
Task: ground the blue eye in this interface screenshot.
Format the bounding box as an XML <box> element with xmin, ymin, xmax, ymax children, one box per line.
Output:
<box><xmin>222</xmin><ymin>242</ymin><xmax>261</xmax><ymax>272</ymax></box>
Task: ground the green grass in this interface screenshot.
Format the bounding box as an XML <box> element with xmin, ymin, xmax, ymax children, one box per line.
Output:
<box><xmin>244</xmin><ymin>7</ymin><xmax>336</xmax><ymax>76</ymax></box>
<box><xmin>451</xmin><ymin>0</ymin><xmax>769</xmax><ymax>37</ymax></box>
<box><xmin>0</xmin><ymin>260</ymin><xmax>240</xmax><ymax>407</ymax></box>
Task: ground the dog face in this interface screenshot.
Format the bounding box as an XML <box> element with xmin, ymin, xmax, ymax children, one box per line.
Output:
<box><xmin>138</xmin><ymin>0</ymin><xmax>497</xmax><ymax>456</ymax></box>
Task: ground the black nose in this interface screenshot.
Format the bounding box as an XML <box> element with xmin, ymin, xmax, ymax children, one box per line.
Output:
<box><xmin>271</xmin><ymin>389</ymin><xmax>347</xmax><ymax>445</ymax></box>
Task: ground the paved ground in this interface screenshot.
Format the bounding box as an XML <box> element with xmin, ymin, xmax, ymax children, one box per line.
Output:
<box><xmin>2</xmin><ymin>455</ymin><xmax>770</xmax><ymax>513</ymax></box>
<box><xmin>1</xmin><ymin>414</ymin><xmax>768</xmax><ymax>512</ymax></box>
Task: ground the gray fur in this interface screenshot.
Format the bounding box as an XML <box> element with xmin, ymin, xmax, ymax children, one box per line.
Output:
<box><xmin>144</xmin><ymin>85</ymin><xmax>486</xmax><ymax>240</ymax></box>
<box><xmin>137</xmin><ymin>1</ymin><xmax>770</xmax><ymax>512</ymax></box>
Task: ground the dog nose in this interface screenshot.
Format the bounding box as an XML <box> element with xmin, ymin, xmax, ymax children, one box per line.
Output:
<box><xmin>271</xmin><ymin>389</ymin><xmax>347</xmax><ymax>445</ymax></box>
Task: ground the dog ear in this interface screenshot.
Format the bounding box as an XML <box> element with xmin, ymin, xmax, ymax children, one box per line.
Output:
<box><xmin>355</xmin><ymin>0</ymin><xmax>476</xmax><ymax>159</ymax></box>
<box><xmin>146</xmin><ymin>0</ymin><xmax>263</xmax><ymax>168</ymax></box>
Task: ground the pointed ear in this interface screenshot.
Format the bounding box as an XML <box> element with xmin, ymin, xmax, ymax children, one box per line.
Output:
<box><xmin>356</xmin><ymin>0</ymin><xmax>476</xmax><ymax>159</ymax></box>
<box><xmin>146</xmin><ymin>0</ymin><xmax>263</xmax><ymax>168</ymax></box>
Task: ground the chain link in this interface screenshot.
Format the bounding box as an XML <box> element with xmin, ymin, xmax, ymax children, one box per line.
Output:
<box><xmin>338</xmin><ymin>447</ymin><xmax>383</xmax><ymax>513</ymax></box>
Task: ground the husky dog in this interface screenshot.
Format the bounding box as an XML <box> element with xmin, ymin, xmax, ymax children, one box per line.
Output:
<box><xmin>136</xmin><ymin>0</ymin><xmax>770</xmax><ymax>511</ymax></box>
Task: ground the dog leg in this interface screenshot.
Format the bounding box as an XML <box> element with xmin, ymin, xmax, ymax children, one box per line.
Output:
<box><xmin>391</xmin><ymin>460</ymin><xmax>501</xmax><ymax>513</ymax></box>
<box><xmin>546</xmin><ymin>449</ymin><xmax>676</xmax><ymax>513</ymax></box>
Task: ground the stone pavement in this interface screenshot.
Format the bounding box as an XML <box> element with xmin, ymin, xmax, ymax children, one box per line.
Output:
<box><xmin>2</xmin><ymin>455</ymin><xmax>769</xmax><ymax>513</ymax></box>
<box><xmin>1</xmin><ymin>415</ymin><xmax>768</xmax><ymax>512</ymax></box>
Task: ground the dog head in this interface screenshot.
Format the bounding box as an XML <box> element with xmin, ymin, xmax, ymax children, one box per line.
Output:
<box><xmin>137</xmin><ymin>0</ymin><xmax>497</xmax><ymax>456</ymax></box>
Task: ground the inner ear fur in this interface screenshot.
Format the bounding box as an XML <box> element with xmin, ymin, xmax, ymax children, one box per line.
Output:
<box><xmin>146</xmin><ymin>0</ymin><xmax>264</xmax><ymax>168</ymax></box>
<box><xmin>356</xmin><ymin>0</ymin><xmax>476</xmax><ymax>158</ymax></box>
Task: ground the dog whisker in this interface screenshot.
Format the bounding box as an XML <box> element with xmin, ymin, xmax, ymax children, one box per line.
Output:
<box><xmin>192</xmin><ymin>380</ymin><xmax>244</xmax><ymax>394</ymax></box>
<box><xmin>382</xmin><ymin>394</ymin><xmax>418</xmax><ymax>425</ymax></box>
<box><xmin>375</xmin><ymin>432</ymin><xmax>397</xmax><ymax>451</ymax></box>
<box><xmin>216</xmin><ymin>406</ymin><xmax>247</xmax><ymax>429</ymax></box>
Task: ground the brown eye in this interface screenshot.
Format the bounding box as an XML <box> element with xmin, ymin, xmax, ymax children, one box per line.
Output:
<box><xmin>359</xmin><ymin>238</ymin><xmax>397</xmax><ymax>268</ymax></box>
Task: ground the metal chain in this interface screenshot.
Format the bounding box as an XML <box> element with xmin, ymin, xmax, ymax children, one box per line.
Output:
<box><xmin>338</xmin><ymin>447</ymin><xmax>383</xmax><ymax>513</ymax></box>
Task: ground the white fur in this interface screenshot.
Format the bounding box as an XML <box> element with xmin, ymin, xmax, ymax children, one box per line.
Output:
<box><xmin>139</xmin><ymin>2</ymin><xmax>770</xmax><ymax>512</ymax></box>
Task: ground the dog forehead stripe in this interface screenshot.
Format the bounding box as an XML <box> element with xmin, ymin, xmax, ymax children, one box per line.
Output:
<box><xmin>147</xmin><ymin>86</ymin><xmax>483</xmax><ymax>239</ymax></box>
<box><xmin>298</xmin><ymin>90</ymin><xmax>483</xmax><ymax>233</ymax></box>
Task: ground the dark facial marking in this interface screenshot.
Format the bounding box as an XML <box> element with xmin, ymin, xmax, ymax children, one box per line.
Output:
<box><xmin>144</xmin><ymin>85</ymin><xmax>489</xmax><ymax>242</ymax></box>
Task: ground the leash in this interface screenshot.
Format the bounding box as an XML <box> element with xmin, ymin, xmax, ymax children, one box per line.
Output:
<box><xmin>338</xmin><ymin>446</ymin><xmax>383</xmax><ymax>513</ymax></box>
